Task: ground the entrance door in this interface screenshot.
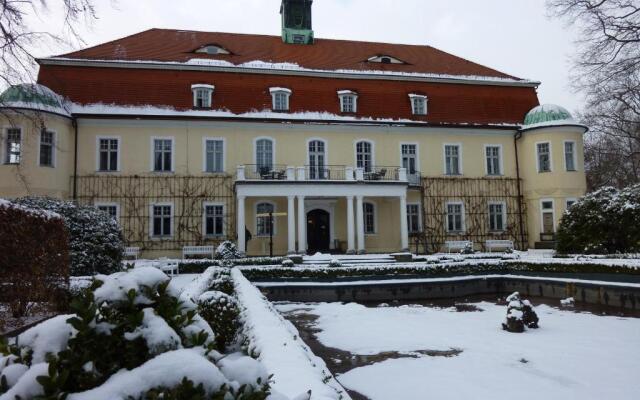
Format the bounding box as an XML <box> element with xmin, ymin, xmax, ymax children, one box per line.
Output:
<box><xmin>542</xmin><ymin>212</ymin><xmax>554</xmax><ymax>234</ymax></box>
<box><xmin>307</xmin><ymin>209</ymin><xmax>330</xmax><ymax>253</ymax></box>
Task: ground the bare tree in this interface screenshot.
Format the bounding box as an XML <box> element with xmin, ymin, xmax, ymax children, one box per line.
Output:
<box><xmin>1</xmin><ymin>0</ymin><xmax>97</xmax><ymax>89</ymax></box>
<box><xmin>547</xmin><ymin>0</ymin><xmax>640</xmax><ymax>189</ymax></box>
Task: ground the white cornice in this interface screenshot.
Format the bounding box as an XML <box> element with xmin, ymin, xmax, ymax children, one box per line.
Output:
<box><xmin>38</xmin><ymin>58</ymin><xmax>541</xmax><ymax>88</ymax></box>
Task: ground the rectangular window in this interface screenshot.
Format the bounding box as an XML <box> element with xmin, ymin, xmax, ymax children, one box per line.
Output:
<box><xmin>204</xmin><ymin>204</ymin><xmax>224</xmax><ymax>237</ymax></box>
<box><xmin>256</xmin><ymin>202</ymin><xmax>274</xmax><ymax>236</ymax></box>
<box><xmin>489</xmin><ymin>203</ymin><xmax>506</xmax><ymax>231</ymax></box>
<box><xmin>5</xmin><ymin>128</ymin><xmax>21</xmax><ymax>164</ymax></box>
<box><xmin>566</xmin><ymin>199</ymin><xmax>577</xmax><ymax>209</ymax></box>
<box><xmin>410</xmin><ymin>96</ymin><xmax>427</xmax><ymax>115</ymax></box>
<box><xmin>273</xmin><ymin>92</ymin><xmax>289</xmax><ymax>111</ymax></box>
<box><xmin>341</xmin><ymin>95</ymin><xmax>356</xmax><ymax>113</ymax></box>
<box><xmin>152</xmin><ymin>204</ymin><xmax>172</xmax><ymax>237</ymax></box>
<box><xmin>153</xmin><ymin>139</ymin><xmax>173</xmax><ymax>172</ymax></box>
<box><xmin>446</xmin><ymin>203</ymin><xmax>464</xmax><ymax>232</ymax></box>
<box><xmin>407</xmin><ymin>204</ymin><xmax>421</xmax><ymax>233</ymax></box>
<box><xmin>194</xmin><ymin>89</ymin><xmax>211</xmax><ymax>108</ymax></box>
<box><xmin>205</xmin><ymin>139</ymin><xmax>224</xmax><ymax>173</ymax></box>
<box><xmin>485</xmin><ymin>145</ymin><xmax>502</xmax><ymax>176</ymax></box>
<box><xmin>98</xmin><ymin>138</ymin><xmax>119</xmax><ymax>171</ymax></box>
<box><xmin>401</xmin><ymin>144</ymin><xmax>417</xmax><ymax>174</ymax></box>
<box><xmin>364</xmin><ymin>202</ymin><xmax>375</xmax><ymax>234</ymax></box>
<box><xmin>537</xmin><ymin>142</ymin><xmax>551</xmax><ymax>172</ymax></box>
<box><xmin>564</xmin><ymin>141</ymin><xmax>576</xmax><ymax>171</ymax></box>
<box><xmin>39</xmin><ymin>130</ymin><xmax>55</xmax><ymax>167</ymax></box>
<box><xmin>97</xmin><ymin>204</ymin><xmax>118</xmax><ymax>220</ymax></box>
<box><xmin>444</xmin><ymin>145</ymin><xmax>461</xmax><ymax>175</ymax></box>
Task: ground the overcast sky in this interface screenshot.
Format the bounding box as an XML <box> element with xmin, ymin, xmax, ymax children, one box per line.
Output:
<box><xmin>33</xmin><ymin>0</ymin><xmax>585</xmax><ymax>112</ymax></box>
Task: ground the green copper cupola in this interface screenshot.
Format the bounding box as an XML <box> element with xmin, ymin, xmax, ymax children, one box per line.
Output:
<box><xmin>281</xmin><ymin>0</ymin><xmax>314</xmax><ymax>45</ymax></box>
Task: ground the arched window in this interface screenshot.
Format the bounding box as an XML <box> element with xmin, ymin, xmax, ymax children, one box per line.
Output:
<box><xmin>255</xmin><ymin>138</ymin><xmax>274</xmax><ymax>172</ymax></box>
<box><xmin>191</xmin><ymin>84</ymin><xmax>214</xmax><ymax>108</ymax></box>
<box><xmin>308</xmin><ymin>140</ymin><xmax>326</xmax><ymax>179</ymax></box>
<box><xmin>363</xmin><ymin>202</ymin><xmax>376</xmax><ymax>234</ymax></box>
<box><xmin>270</xmin><ymin>88</ymin><xmax>291</xmax><ymax>111</ymax></box>
<box><xmin>256</xmin><ymin>202</ymin><xmax>275</xmax><ymax>236</ymax></box>
<box><xmin>356</xmin><ymin>141</ymin><xmax>373</xmax><ymax>172</ymax></box>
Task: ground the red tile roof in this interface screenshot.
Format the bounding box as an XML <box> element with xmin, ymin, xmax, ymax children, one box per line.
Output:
<box><xmin>57</xmin><ymin>29</ymin><xmax>521</xmax><ymax>80</ymax></box>
<box><xmin>36</xmin><ymin>29</ymin><xmax>540</xmax><ymax>125</ymax></box>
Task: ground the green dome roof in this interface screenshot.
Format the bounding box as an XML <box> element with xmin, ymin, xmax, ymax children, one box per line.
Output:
<box><xmin>0</xmin><ymin>84</ymin><xmax>63</xmax><ymax>108</ymax></box>
<box><xmin>524</xmin><ymin>104</ymin><xmax>574</xmax><ymax>126</ymax></box>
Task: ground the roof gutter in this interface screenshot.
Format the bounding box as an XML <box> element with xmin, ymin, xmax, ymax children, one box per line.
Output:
<box><xmin>37</xmin><ymin>58</ymin><xmax>541</xmax><ymax>88</ymax></box>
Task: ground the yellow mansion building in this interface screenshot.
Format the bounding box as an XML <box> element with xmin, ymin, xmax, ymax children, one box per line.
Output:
<box><xmin>0</xmin><ymin>1</ymin><xmax>587</xmax><ymax>257</ymax></box>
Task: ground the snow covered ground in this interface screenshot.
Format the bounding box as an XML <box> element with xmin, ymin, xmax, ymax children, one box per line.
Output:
<box><xmin>277</xmin><ymin>301</ymin><xmax>640</xmax><ymax>400</ymax></box>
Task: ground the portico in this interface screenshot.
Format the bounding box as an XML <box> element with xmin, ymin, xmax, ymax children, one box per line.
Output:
<box><xmin>236</xmin><ymin>181</ymin><xmax>410</xmax><ymax>256</ymax></box>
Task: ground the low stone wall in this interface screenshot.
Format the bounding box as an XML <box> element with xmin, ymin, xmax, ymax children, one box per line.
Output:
<box><xmin>258</xmin><ymin>276</ymin><xmax>640</xmax><ymax>310</ymax></box>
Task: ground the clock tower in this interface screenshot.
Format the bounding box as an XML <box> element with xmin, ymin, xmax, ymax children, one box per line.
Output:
<box><xmin>280</xmin><ymin>0</ymin><xmax>314</xmax><ymax>44</ymax></box>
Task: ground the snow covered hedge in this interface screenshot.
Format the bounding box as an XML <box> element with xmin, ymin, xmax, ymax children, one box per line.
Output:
<box><xmin>557</xmin><ymin>185</ymin><xmax>640</xmax><ymax>254</ymax></box>
<box><xmin>13</xmin><ymin>197</ymin><xmax>125</xmax><ymax>276</ymax></box>
<box><xmin>0</xmin><ymin>267</ymin><xmax>272</xmax><ymax>399</ymax></box>
<box><xmin>0</xmin><ymin>200</ymin><xmax>69</xmax><ymax>320</ymax></box>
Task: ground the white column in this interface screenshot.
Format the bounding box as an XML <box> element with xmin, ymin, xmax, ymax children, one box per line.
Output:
<box><xmin>346</xmin><ymin>196</ymin><xmax>355</xmax><ymax>254</ymax></box>
<box><xmin>287</xmin><ymin>195</ymin><xmax>296</xmax><ymax>254</ymax></box>
<box><xmin>297</xmin><ymin>195</ymin><xmax>306</xmax><ymax>254</ymax></box>
<box><xmin>237</xmin><ymin>196</ymin><xmax>246</xmax><ymax>255</ymax></box>
<box><xmin>399</xmin><ymin>195</ymin><xmax>409</xmax><ymax>251</ymax></box>
<box><xmin>356</xmin><ymin>195</ymin><xmax>365</xmax><ymax>254</ymax></box>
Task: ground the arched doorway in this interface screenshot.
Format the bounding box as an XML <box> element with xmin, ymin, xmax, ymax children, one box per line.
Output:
<box><xmin>307</xmin><ymin>209</ymin><xmax>331</xmax><ymax>253</ymax></box>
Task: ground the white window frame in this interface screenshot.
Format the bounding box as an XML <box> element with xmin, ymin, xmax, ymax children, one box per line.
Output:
<box><xmin>150</xmin><ymin>136</ymin><xmax>175</xmax><ymax>173</ymax></box>
<box><xmin>338</xmin><ymin>90</ymin><xmax>358</xmax><ymax>113</ymax></box>
<box><xmin>3</xmin><ymin>126</ymin><xmax>23</xmax><ymax>165</ymax></box>
<box><xmin>96</xmin><ymin>136</ymin><xmax>121</xmax><ymax>172</ymax></box>
<box><xmin>38</xmin><ymin>129</ymin><xmax>56</xmax><ymax>168</ymax></box>
<box><xmin>202</xmin><ymin>137</ymin><xmax>226</xmax><ymax>173</ymax></box>
<box><xmin>563</xmin><ymin>140</ymin><xmax>577</xmax><ymax>172</ymax></box>
<box><xmin>407</xmin><ymin>202</ymin><xmax>422</xmax><ymax>233</ymax></box>
<box><xmin>255</xmin><ymin>201</ymin><xmax>276</xmax><ymax>237</ymax></box>
<box><xmin>484</xmin><ymin>144</ymin><xmax>503</xmax><ymax>176</ymax></box>
<box><xmin>536</xmin><ymin>141</ymin><xmax>553</xmax><ymax>173</ymax></box>
<box><xmin>149</xmin><ymin>202</ymin><xmax>174</xmax><ymax>239</ymax></box>
<box><xmin>408</xmin><ymin>94</ymin><xmax>428</xmax><ymax>115</ymax></box>
<box><xmin>307</xmin><ymin>137</ymin><xmax>328</xmax><ymax>179</ymax></box>
<box><xmin>445</xmin><ymin>201</ymin><xmax>466</xmax><ymax>233</ymax></box>
<box><xmin>191</xmin><ymin>84</ymin><xmax>215</xmax><ymax>108</ymax></box>
<box><xmin>269</xmin><ymin>87</ymin><xmax>292</xmax><ymax>111</ymax></box>
<box><xmin>253</xmin><ymin>136</ymin><xmax>276</xmax><ymax>171</ymax></box>
<box><xmin>203</xmin><ymin>202</ymin><xmax>226</xmax><ymax>237</ymax></box>
<box><xmin>354</xmin><ymin>139</ymin><xmax>375</xmax><ymax>172</ymax></box>
<box><xmin>399</xmin><ymin>142</ymin><xmax>419</xmax><ymax>175</ymax></box>
<box><xmin>443</xmin><ymin>143</ymin><xmax>463</xmax><ymax>176</ymax></box>
<box><xmin>565</xmin><ymin>198</ymin><xmax>578</xmax><ymax>210</ymax></box>
<box><xmin>95</xmin><ymin>202</ymin><xmax>120</xmax><ymax>220</ymax></box>
<box><xmin>488</xmin><ymin>201</ymin><xmax>507</xmax><ymax>232</ymax></box>
<box><xmin>363</xmin><ymin>201</ymin><xmax>377</xmax><ymax>235</ymax></box>
<box><xmin>539</xmin><ymin>198</ymin><xmax>556</xmax><ymax>233</ymax></box>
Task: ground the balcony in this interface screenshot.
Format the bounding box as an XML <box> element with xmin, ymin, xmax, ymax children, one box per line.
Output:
<box><xmin>236</xmin><ymin>164</ymin><xmax>409</xmax><ymax>183</ymax></box>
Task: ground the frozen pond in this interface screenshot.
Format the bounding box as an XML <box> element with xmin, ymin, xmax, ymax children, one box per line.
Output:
<box><xmin>276</xmin><ymin>297</ymin><xmax>640</xmax><ymax>400</ymax></box>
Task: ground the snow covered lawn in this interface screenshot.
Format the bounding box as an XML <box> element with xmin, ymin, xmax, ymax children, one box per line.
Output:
<box><xmin>277</xmin><ymin>301</ymin><xmax>640</xmax><ymax>400</ymax></box>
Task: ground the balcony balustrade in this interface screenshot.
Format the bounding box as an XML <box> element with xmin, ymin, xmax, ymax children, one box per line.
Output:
<box><xmin>236</xmin><ymin>164</ymin><xmax>409</xmax><ymax>183</ymax></box>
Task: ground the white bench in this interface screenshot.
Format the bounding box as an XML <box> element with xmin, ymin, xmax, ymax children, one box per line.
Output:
<box><xmin>182</xmin><ymin>245</ymin><xmax>214</xmax><ymax>259</ymax></box>
<box><xmin>445</xmin><ymin>240</ymin><xmax>473</xmax><ymax>253</ymax></box>
<box><xmin>485</xmin><ymin>240</ymin><xmax>514</xmax><ymax>252</ymax></box>
<box><xmin>153</xmin><ymin>259</ymin><xmax>179</xmax><ymax>276</ymax></box>
<box><xmin>124</xmin><ymin>247</ymin><xmax>140</xmax><ymax>259</ymax></box>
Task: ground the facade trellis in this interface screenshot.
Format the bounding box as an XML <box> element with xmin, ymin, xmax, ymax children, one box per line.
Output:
<box><xmin>74</xmin><ymin>175</ymin><xmax>236</xmax><ymax>252</ymax></box>
<box><xmin>415</xmin><ymin>177</ymin><xmax>528</xmax><ymax>253</ymax></box>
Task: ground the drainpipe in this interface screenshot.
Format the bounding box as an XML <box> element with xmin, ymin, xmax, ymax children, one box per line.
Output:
<box><xmin>72</xmin><ymin>118</ymin><xmax>78</xmax><ymax>201</ymax></box>
<box><xmin>514</xmin><ymin>130</ymin><xmax>526</xmax><ymax>250</ymax></box>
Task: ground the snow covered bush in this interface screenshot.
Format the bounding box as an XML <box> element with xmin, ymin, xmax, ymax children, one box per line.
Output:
<box><xmin>281</xmin><ymin>259</ymin><xmax>294</xmax><ymax>268</ymax></box>
<box><xmin>556</xmin><ymin>185</ymin><xmax>640</xmax><ymax>254</ymax></box>
<box><xmin>328</xmin><ymin>259</ymin><xmax>342</xmax><ymax>268</ymax></box>
<box><xmin>215</xmin><ymin>241</ymin><xmax>241</xmax><ymax>261</ymax></box>
<box><xmin>0</xmin><ymin>200</ymin><xmax>69</xmax><ymax>321</ymax></box>
<box><xmin>501</xmin><ymin>292</ymin><xmax>539</xmax><ymax>333</ymax></box>
<box><xmin>0</xmin><ymin>267</ymin><xmax>271</xmax><ymax>399</ymax></box>
<box><xmin>13</xmin><ymin>197</ymin><xmax>125</xmax><ymax>276</ymax></box>
<box><xmin>198</xmin><ymin>291</ymin><xmax>240</xmax><ymax>352</ymax></box>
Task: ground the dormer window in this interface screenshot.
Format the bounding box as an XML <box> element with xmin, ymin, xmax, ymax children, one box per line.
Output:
<box><xmin>367</xmin><ymin>55</ymin><xmax>407</xmax><ymax>64</ymax></box>
<box><xmin>194</xmin><ymin>45</ymin><xmax>230</xmax><ymax>55</ymax></box>
<box><xmin>409</xmin><ymin>94</ymin><xmax>428</xmax><ymax>115</ymax></box>
<box><xmin>191</xmin><ymin>84</ymin><xmax>214</xmax><ymax>108</ymax></box>
<box><xmin>269</xmin><ymin>87</ymin><xmax>291</xmax><ymax>112</ymax></box>
<box><xmin>338</xmin><ymin>90</ymin><xmax>358</xmax><ymax>113</ymax></box>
